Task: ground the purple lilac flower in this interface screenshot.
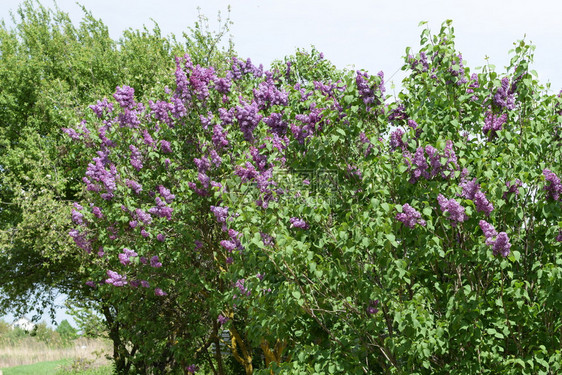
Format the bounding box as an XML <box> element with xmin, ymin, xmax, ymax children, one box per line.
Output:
<box><xmin>389</xmin><ymin>128</ymin><xmax>407</xmax><ymax>151</ymax></box>
<box><xmin>235</xmin><ymin>279</ymin><xmax>250</xmax><ymax>296</ymax></box>
<box><xmin>126</xmin><ymin>179</ymin><xmax>142</xmax><ymax>194</ymax></box>
<box><xmin>158</xmin><ymin>185</ymin><xmax>175</xmax><ymax>203</ymax></box>
<box><xmin>214</xmin><ymin>76</ymin><xmax>232</xmax><ymax>94</ymax></box>
<box><xmin>105</xmin><ymin>270</ymin><xmax>127</xmax><ymax>287</ymax></box>
<box><xmin>92</xmin><ymin>206</ymin><xmax>103</xmax><ymax>219</ymax></box>
<box><xmin>142</xmin><ymin>130</ymin><xmax>155</xmax><ymax>146</ymax></box>
<box><xmin>217</xmin><ymin>314</ymin><xmax>229</xmax><ymax>325</ymax></box>
<box><xmin>187</xmin><ymin>364</ymin><xmax>199</xmax><ymax>374</ymax></box>
<box><xmin>437</xmin><ymin>194</ymin><xmax>467</xmax><ymax>226</ymax></box>
<box><xmin>148</xmin><ymin>197</ymin><xmax>173</xmax><ymax>220</ymax></box>
<box><xmin>479</xmin><ymin>220</ymin><xmax>498</xmax><ymax>246</ymax></box>
<box><xmin>220</xmin><ymin>240</ymin><xmax>236</xmax><ymax>252</ymax></box>
<box><xmin>71</xmin><ymin>208</ymin><xmax>84</xmax><ymax>225</ymax></box>
<box><xmin>235</xmin><ymin>101</ymin><xmax>262</xmax><ymax>142</ymax></box>
<box><xmin>226</xmin><ymin>257</ymin><xmax>233</xmax><ymax>264</ymax></box>
<box><xmin>494</xmin><ymin>77</ymin><xmax>516</xmax><ymax>110</ymax></box>
<box><xmin>356</xmin><ymin>70</ymin><xmax>377</xmax><ymax>106</ymax></box>
<box><xmin>367</xmin><ymin>299</ymin><xmax>379</xmax><ymax>315</ymax></box>
<box><xmin>543</xmin><ymin>169</ymin><xmax>562</xmax><ymax>201</ymax></box>
<box><xmin>210</xmin><ymin>205</ymin><xmax>229</xmax><ymax>223</ymax></box>
<box><xmin>141</xmin><ymin>229</ymin><xmax>149</xmax><ymax>238</ymax></box>
<box><xmin>395</xmin><ymin>204</ymin><xmax>426</xmax><ymax>228</ymax></box>
<box><xmin>156</xmin><ymin>233</ymin><xmax>166</xmax><ymax>242</ymax></box>
<box><xmin>493</xmin><ymin>232</ymin><xmax>511</xmax><ymax>257</ymax></box>
<box><xmin>160</xmin><ymin>140</ymin><xmax>172</xmax><ymax>153</ymax></box>
<box><xmin>150</xmin><ymin>255</ymin><xmax>162</xmax><ymax>268</ymax></box>
<box><xmin>154</xmin><ymin>288</ymin><xmax>167</xmax><ymax>296</ymax></box>
<box><xmin>253</xmin><ymin>77</ymin><xmax>289</xmax><ymax>109</ymax></box>
<box><xmin>483</xmin><ymin>112</ymin><xmax>507</xmax><ymax>137</ymax></box>
<box><xmin>129</xmin><ymin>220</ymin><xmax>138</xmax><ymax>228</ymax></box>
<box><xmin>263</xmin><ymin>112</ymin><xmax>288</xmax><ymax>136</ymax></box>
<box><xmin>129</xmin><ymin>145</ymin><xmax>143</xmax><ymax>171</ymax></box>
<box><xmin>89</xmin><ymin>98</ymin><xmax>114</xmax><ymax>118</ymax></box>
<box><xmin>199</xmin><ymin>112</ymin><xmax>213</xmax><ymax>130</ymax></box>
<box><xmin>460</xmin><ymin>178</ymin><xmax>494</xmax><ymax>216</ymax></box>
<box><xmin>69</xmin><ymin>229</ymin><xmax>92</xmax><ymax>253</ymax></box>
<box><xmin>212</xmin><ymin>123</ymin><xmax>229</xmax><ymax>149</ymax></box>
<box><xmin>290</xmin><ymin>217</ymin><xmax>309</xmax><ymax>229</ymax></box>
<box><xmin>149</xmin><ymin>100</ymin><xmax>173</xmax><ymax>126</ymax></box>
<box><xmin>141</xmin><ymin>280</ymin><xmax>150</xmax><ymax>288</ymax></box>
<box><xmin>556</xmin><ymin>230</ymin><xmax>562</xmax><ymax>242</ymax></box>
<box><xmin>503</xmin><ymin>179</ymin><xmax>522</xmax><ymax>199</ymax></box>
<box><xmin>85</xmin><ymin>281</ymin><xmax>96</xmax><ymax>288</ymax></box>
<box><xmin>194</xmin><ymin>157</ymin><xmax>211</xmax><ymax>173</ymax></box>
<box><xmin>135</xmin><ymin>209</ymin><xmax>152</xmax><ymax>226</ymax></box>
<box><xmin>113</xmin><ymin>86</ymin><xmax>135</xmax><ymax>109</ymax></box>
<box><xmin>474</xmin><ymin>191</ymin><xmax>494</xmax><ymax>216</ymax></box>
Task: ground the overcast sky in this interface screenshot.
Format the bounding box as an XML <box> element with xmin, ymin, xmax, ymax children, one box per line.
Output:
<box><xmin>2</xmin><ymin>0</ymin><xmax>562</xmax><ymax>92</ymax></box>
<box><xmin>1</xmin><ymin>0</ymin><xmax>561</xmax><ymax>325</ymax></box>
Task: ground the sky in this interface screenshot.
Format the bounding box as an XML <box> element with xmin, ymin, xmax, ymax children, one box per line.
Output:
<box><xmin>0</xmin><ymin>0</ymin><xmax>561</xmax><ymax>326</ymax></box>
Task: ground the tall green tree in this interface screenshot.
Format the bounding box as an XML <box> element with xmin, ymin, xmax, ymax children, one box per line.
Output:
<box><xmin>0</xmin><ymin>1</ymin><xmax>234</xmax><ymax>372</ymax></box>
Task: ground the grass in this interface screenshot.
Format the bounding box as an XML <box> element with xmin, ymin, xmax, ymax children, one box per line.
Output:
<box><xmin>0</xmin><ymin>338</ymin><xmax>111</xmax><ymax>370</ymax></box>
<box><xmin>1</xmin><ymin>359</ymin><xmax>70</xmax><ymax>374</ymax></box>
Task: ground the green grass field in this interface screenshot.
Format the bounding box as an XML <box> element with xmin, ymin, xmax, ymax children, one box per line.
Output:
<box><xmin>1</xmin><ymin>359</ymin><xmax>113</xmax><ymax>375</ymax></box>
<box><xmin>1</xmin><ymin>359</ymin><xmax>70</xmax><ymax>374</ymax></box>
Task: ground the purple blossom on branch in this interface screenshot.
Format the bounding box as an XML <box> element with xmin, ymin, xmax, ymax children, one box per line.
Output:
<box><xmin>437</xmin><ymin>194</ymin><xmax>467</xmax><ymax>226</ymax></box>
<box><xmin>543</xmin><ymin>169</ymin><xmax>562</xmax><ymax>201</ymax></box>
<box><xmin>290</xmin><ymin>217</ymin><xmax>309</xmax><ymax>229</ymax></box>
<box><xmin>395</xmin><ymin>204</ymin><xmax>426</xmax><ymax>228</ymax></box>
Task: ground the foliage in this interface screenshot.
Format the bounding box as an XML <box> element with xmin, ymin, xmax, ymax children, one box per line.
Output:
<box><xmin>65</xmin><ymin>301</ymin><xmax>106</xmax><ymax>339</ymax></box>
<box><xmin>63</xmin><ymin>16</ymin><xmax>562</xmax><ymax>375</ymax></box>
<box><xmin>0</xmin><ymin>0</ymin><xmax>234</xmax><ymax>322</ymax></box>
<box><xmin>56</xmin><ymin>320</ymin><xmax>78</xmax><ymax>341</ymax></box>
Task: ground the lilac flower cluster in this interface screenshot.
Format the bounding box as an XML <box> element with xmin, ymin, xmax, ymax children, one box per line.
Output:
<box><xmin>479</xmin><ymin>220</ymin><xmax>511</xmax><ymax>257</ymax></box>
<box><xmin>113</xmin><ymin>85</ymin><xmax>136</xmax><ymax>109</ymax></box>
<box><xmin>212</xmin><ymin>123</ymin><xmax>229</xmax><ymax>149</ymax></box>
<box><xmin>437</xmin><ymin>194</ymin><xmax>467</xmax><ymax>226</ymax></box>
<box><xmin>220</xmin><ymin>229</ymin><xmax>244</xmax><ymax>253</ymax></box>
<box><xmin>459</xmin><ymin>178</ymin><xmax>494</xmax><ymax>216</ymax></box>
<box><xmin>84</xmin><ymin>151</ymin><xmax>118</xmax><ymax>200</ymax></box>
<box><xmin>290</xmin><ymin>217</ymin><xmax>309</xmax><ymax>229</ymax></box>
<box><xmin>106</xmin><ymin>270</ymin><xmax>127</xmax><ymax>286</ymax></box>
<box><xmin>389</xmin><ymin>128</ymin><xmax>407</xmax><ymax>151</ymax></box>
<box><xmin>291</xmin><ymin>104</ymin><xmax>324</xmax><ymax>144</ymax></box>
<box><xmin>448</xmin><ymin>54</ymin><xmax>468</xmax><ymax>84</ymax></box>
<box><xmin>408</xmin><ymin>52</ymin><xmax>429</xmax><ymax>72</ymax></box>
<box><xmin>230</xmin><ymin>57</ymin><xmax>263</xmax><ymax>80</ymax></box>
<box><xmin>503</xmin><ymin>179</ymin><xmax>522</xmax><ymax>199</ymax></box>
<box><xmin>355</xmin><ymin>70</ymin><xmax>384</xmax><ymax>107</ymax></box>
<box><xmin>404</xmin><ymin>141</ymin><xmax>458</xmax><ymax>183</ymax></box>
<box><xmin>466</xmin><ymin>73</ymin><xmax>479</xmax><ymax>101</ymax></box>
<box><xmin>388</xmin><ymin>104</ymin><xmax>408</xmax><ymax>124</ymax></box>
<box><xmin>367</xmin><ymin>299</ymin><xmax>379</xmax><ymax>315</ymax></box>
<box><xmin>482</xmin><ymin>112</ymin><xmax>507</xmax><ymax>137</ymax></box>
<box><xmin>253</xmin><ymin>77</ymin><xmax>289</xmax><ymax>109</ymax></box>
<box><xmin>126</xmin><ymin>179</ymin><xmax>142</xmax><ymax>194</ymax></box>
<box><xmin>395</xmin><ymin>204</ymin><xmax>426</xmax><ymax>228</ymax></box>
<box><xmin>129</xmin><ymin>145</ymin><xmax>143</xmax><ymax>171</ymax></box>
<box><xmin>234</xmin><ymin>279</ymin><xmax>251</xmax><ymax>296</ymax></box>
<box><xmin>119</xmin><ymin>248</ymin><xmax>138</xmax><ymax>266</ymax></box>
<box><xmin>71</xmin><ymin>203</ymin><xmax>84</xmax><ymax>225</ymax></box>
<box><xmin>89</xmin><ymin>98</ymin><xmax>114</xmax><ymax>119</ymax></box>
<box><xmin>148</xmin><ymin>197</ymin><xmax>173</xmax><ymax>220</ymax></box>
<box><xmin>543</xmin><ymin>169</ymin><xmax>562</xmax><ymax>201</ymax></box>
<box><xmin>263</xmin><ymin>112</ymin><xmax>288</xmax><ymax>136</ymax></box>
<box><xmin>235</xmin><ymin>101</ymin><xmax>262</xmax><ymax>142</ymax></box>
<box><xmin>493</xmin><ymin>77</ymin><xmax>516</xmax><ymax>110</ymax></box>
<box><xmin>69</xmin><ymin>228</ymin><xmax>92</xmax><ymax>253</ymax></box>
